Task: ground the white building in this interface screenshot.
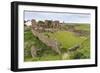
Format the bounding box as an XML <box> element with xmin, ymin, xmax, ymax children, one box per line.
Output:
<box><xmin>24</xmin><ymin>20</ymin><xmax>32</xmax><ymax>26</ymax></box>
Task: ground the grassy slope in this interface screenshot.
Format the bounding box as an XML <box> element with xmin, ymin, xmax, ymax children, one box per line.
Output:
<box><xmin>69</xmin><ymin>38</ymin><xmax>90</xmax><ymax>59</ymax></box>
<box><xmin>24</xmin><ymin>28</ymin><xmax>61</xmax><ymax>61</ymax></box>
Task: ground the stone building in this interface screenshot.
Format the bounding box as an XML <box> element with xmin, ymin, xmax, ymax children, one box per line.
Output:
<box><xmin>44</xmin><ymin>20</ymin><xmax>60</xmax><ymax>28</ymax></box>
<box><xmin>45</xmin><ymin>20</ymin><xmax>53</xmax><ymax>28</ymax></box>
<box><xmin>31</xmin><ymin>19</ymin><xmax>61</xmax><ymax>32</ymax></box>
<box><xmin>53</xmin><ymin>20</ymin><xmax>60</xmax><ymax>28</ymax></box>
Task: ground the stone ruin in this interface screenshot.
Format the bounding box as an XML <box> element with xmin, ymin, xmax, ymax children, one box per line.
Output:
<box><xmin>31</xmin><ymin>19</ymin><xmax>37</xmax><ymax>29</ymax></box>
<box><xmin>31</xmin><ymin>19</ymin><xmax>60</xmax><ymax>31</ymax></box>
<box><xmin>31</xmin><ymin>46</ymin><xmax>37</xmax><ymax>58</ymax></box>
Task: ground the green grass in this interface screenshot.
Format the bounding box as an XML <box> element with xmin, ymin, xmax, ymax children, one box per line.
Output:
<box><xmin>25</xmin><ymin>55</ymin><xmax>61</xmax><ymax>61</ymax></box>
<box><xmin>68</xmin><ymin>38</ymin><xmax>90</xmax><ymax>59</ymax></box>
<box><xmin>44</xmin><ymin>31</ymin><xmax>86</xmax><ymax>51</ymax></box>
<box><xmin>24</xmin><ymin>24</ymin><xmax>90</xmax><ymax>61</ymax></box>
<box><xmin>75</xmin><ymin>24</ymin><xmax>90</xmax><ymax>31</ymax></box>
<box><xmin>24</xmin><ymin>28</ymin><xmax>61</xmax><ymax>61</ymax></box>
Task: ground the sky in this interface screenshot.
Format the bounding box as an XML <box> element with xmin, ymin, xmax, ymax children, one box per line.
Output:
<box><xmin>24</xmin><ymin>11</ymin><xmax>91</xmax><ymax>23</ymax></box>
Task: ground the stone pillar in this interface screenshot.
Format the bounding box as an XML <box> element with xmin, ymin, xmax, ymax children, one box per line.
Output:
<box><xmin>31</xmin><ymin>46</ymin><xmax>37</xmax><ymax>58</ymax></box>
<box><xmin>31</xmin><ymin>19</ymin><xmax>36</xmax><ymax>29</ymax></box>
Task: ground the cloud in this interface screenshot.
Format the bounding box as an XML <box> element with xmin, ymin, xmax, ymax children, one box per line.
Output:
<box><xmin>24</xmin><ymin>11</ymin><xmax>91</xmax><ymax>23</ymax></box>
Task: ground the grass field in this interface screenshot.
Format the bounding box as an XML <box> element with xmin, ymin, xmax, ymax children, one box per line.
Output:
<box><xmin>44</xmin><ymin>31</ymin><xmax>86</xmax><ymax>51</ymax></box>
<box><xmin>24</xmin><ymin>24</ymin><xmax>90</xmax><ymax>61</ymax></box>
<box><xmin>75</xmin><ymin>24</ymin><xmax>90</xmax><ymax>31</ymax></box>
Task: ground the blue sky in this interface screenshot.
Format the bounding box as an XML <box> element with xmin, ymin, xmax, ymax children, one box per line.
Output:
<box><xmin>24</xmin><ymin>11</ymin><xmax>91</xmax><ymax>23</ymax></box>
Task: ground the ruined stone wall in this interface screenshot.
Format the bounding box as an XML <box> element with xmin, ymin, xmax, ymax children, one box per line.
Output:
<box><xmin>31</xmin><ymin>19</ymin><xmax>37</xmax><ymax>29</ymax></box>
